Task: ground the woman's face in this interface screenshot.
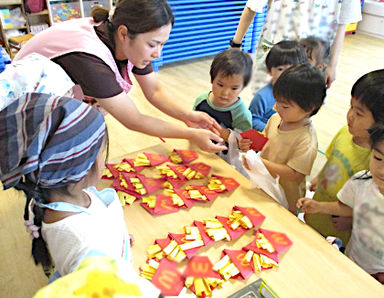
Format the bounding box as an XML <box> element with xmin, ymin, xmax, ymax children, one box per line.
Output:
<box><xmin>117</xmin><ymin>23</ymin><xmax>172</xmax><ymax>68</ymax></box>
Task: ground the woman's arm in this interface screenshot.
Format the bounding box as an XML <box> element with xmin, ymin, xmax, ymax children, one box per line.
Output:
<box><xmin>134</xmin><ymin>72</ymin><xmax>221</xmax><ymax>134</ymax></box>
<box><xmin>325</xmin><ymin>24</ymin><xmax>347</xmax><ymax>88</ymax></box>
<box><xmin>97</xmin><ymin>92</ymin><xmax>227</xmax><ymax>153</ymax></box>
<box><xmin>261</xmin><ymin>158</ymin><xmax>304</xmax><ymax>181</ymax></box>
<box><xmin>232</xmin><ymin>7</ymin><xmax>256</xmax><ymax>44</ymax></box>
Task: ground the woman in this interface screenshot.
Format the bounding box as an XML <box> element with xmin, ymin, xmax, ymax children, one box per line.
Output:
<box><xmin>15</xmin><ymin>0</ymin><xmax>226</xmax><ymax>153</ymax></box>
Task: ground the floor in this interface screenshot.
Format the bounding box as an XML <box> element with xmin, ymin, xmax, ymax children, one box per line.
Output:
<box><xmin>0</xmin><ymin>33</ymin><xmax>383</xmax><ymax>297</ymax></box>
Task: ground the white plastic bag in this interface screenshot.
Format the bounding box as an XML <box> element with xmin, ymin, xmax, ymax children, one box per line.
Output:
<box><xmin>242</xmin><ymin>150</ymin><xmax>288</xmax><ymax>209</ymax></box>
<box><xmin>218</xmin><ymin>129</ymin><xmax>249</xmax><ymax>177</ymax></box>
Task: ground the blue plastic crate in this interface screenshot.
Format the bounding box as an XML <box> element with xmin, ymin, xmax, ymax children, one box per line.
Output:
<box><xmin>153</xmin><ymin>1</ymin><xmax>267</xmax><ymax>71</ymax></box>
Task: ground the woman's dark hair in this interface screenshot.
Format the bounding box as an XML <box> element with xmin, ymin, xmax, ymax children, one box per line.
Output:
<box><xmin>265</xmin><ymin>40</ymin><xmax>307</xmax><ymax>71</ymax></box>
<box><xmin>300</xmin><ymin>36</ymin><xmax>330</xmax><ymax>66</ymax></box>
<box><xmin>273</xmin><ymin>63</ymin><xmax>326</xmax><ymax>116</ymax></box>
<box><xmin>210</xmin><ymin>49</ymin><xmax>253</xmax><ymax>87</ymax></box>
<box><xmin>351</xmin><ymin>69</ymin><xmax>384</xmax><ymax>124</ymax></box>
<box><xmin>91</xmin><ymin>0</ymin><xmax>174</xmax><ymax>39</ymax></box>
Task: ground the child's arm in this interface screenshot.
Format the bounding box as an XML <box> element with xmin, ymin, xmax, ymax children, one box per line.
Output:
<box><xmin>261</xmin><ymin>158</ymin><xmax>305</xmax><ymax>182</ymax></box>
<box><xmin>297</xmin><ymin>198</ymin><xmax>353</xmax><ymax>217</ymax></box>
<box><xmin>249</xmin><ymin>93</ymin><xmax>269</xmax><ymax>132</ymax></box>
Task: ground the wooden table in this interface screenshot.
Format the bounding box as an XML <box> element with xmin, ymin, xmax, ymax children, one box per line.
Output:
<box><xmin>99</xmin><ymin>142</ymin><xmax>384</xmax><ymax>297</ymax></box>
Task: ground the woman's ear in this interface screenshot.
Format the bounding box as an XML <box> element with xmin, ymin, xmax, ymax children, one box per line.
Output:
<box><xmin>116</xmin><ymin>25</ymin><xmax>129</xmax><ymax>41</ymax></box>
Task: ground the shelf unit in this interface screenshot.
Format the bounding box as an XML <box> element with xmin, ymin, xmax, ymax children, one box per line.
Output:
<box><xmin>47</xmin><ymin>0</ymin><xmax>111</xmax><ymax>24</ymax></box>
<box><xmin>0</xmin><ymin>0</ymin><xmax>31</xmax><ymax>55</ymax></box>
<box><xmin>27</xmin><ymin>8</ymin><xmax>51</xmax><ymax>34</ymax></box>
<box><xmin>153</xmin><ymin>0</ymin><xmax>267</xmax><ymax>71</ymax></box>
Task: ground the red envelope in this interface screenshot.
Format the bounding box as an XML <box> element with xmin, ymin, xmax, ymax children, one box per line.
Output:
<box><xmin>144</xmin><ymin>152</ymin><xmax>169</xmax><ymax>166</ymax></box>
<box><xmin>259</xmin><ymin>228</ymin><xmax>293</xmax><ymax>254</ymax></box>
<box><xmin>243</xmin><ymin>238</ymin><xmax>279</xmax><ymax>261</ymax></box>
<box><xmin>167</xmin><ymin>164</ymin><xmax>188</xmax><ymax>180</ymax></box>
<box><xmin>151</xmin><ymin>259</ymin><xmax>184</xmax><ymax>296</ymax></box>
<box><xmin>188</xmin><ymin>162</ymin><xmax>211</xmax><ymax>177</ymax></box>
<box><xmin>223</xmin><ymin>249</ymin><xmax>253</xmax><ymax>280</ymax></box>
<box><xmin>164</xmin><ymin>176</ymin><xmax>187</xmax><ymax>189</ymax></box>
<box><xmin>123</xmin><ymin>158</ymin><xmax>145</xmax><ymax>172</ymax></box>
<box><xmin>183</xmin><ymin>256</ymin><xmax>221</xmax><ymax>279</ymax></box>
<box><xmin>104</xmin><ymin>163</ymin><xmax>119</xmax><ymax>179</ymax></box>
<box><xmin>191</xmin><ymin>185</ymin><xmax>219</xmax><ymax>201</ymax></box>
<box><xmin>136</xmin><ymin>174</ymin><xmax>165</xmax><ymax>194</ymax></box>
<box><xmin>233</xmin><ymin>206</ymin><xmax>266</xmax><ymax>228</ymax></box>
<box><xmin>211</xmin><ymin>174</ymin><xmax>240</xmax><ymax>192</ymax></box>
<box><xmin>173</xmin><ymin>149</ymin><xmax>198</xmax><ymax>164</ymax></box>
<box><xmin>169</xmin><ymin>233</ymin><xmax>202</xmax><ymax>259</ymax></box>
<box><xmin>173</xmin><ymin>189</ymin><xmax>197</xmax><ymax>208</ymax></box>
<box><xmin>111</xmin><ymin>175</ymin><xmax>136</xmax><ymax>192</ymax></box>
<box><xmin>141</xmin><ymin>194</ymin><xmax>179</xmax><ymax>215</ymax></box>
<box><xmin>193</xmin><ymin>220</ymin><xmax>214</xmax><ymax>246</ymax></box>
<box><xmin>216</xmin><ymin>216</ymin><xmax>247</xmax><ymax>241</ymax></box>
<box><xmin>155</xmin><ymin>237</ymin><xmax>171</xmax><ymax>251</ymax></box>
<box><xmin>242</xmin><ymin>245</ymin><xmax>279</xmax><ymax>273</ymax></box>
<box><xmin>115</xmin><ymin>187</ymin><xmax>142</xmax><ymax>200</ymax></box>
<box><xmin>240</xmin><ymin>129</ymin><xmax>269</xmax><ymax>151</ymax></box>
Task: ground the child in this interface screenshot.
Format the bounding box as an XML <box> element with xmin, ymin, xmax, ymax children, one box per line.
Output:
<box><xmin>300</xmin><ymin>36</ymin><xmax>330</xmax><ymax>72</ymax></box>
<box><xmin>297</xmin><ymin>124</ymin><xmax>384</xmax><ymax>284</ymax></box>
<box><xmin>305</xmin><ymin>69</ymin><xmax>384</xmax><ymax>246</ymax></box>
<box><xmin>0</xmin><ymin>93</ymin><xmax>131</xmax><ymax>278</ymax></box>
<box><xmin>242</xmin><ymin>63</ymin><xmax>326</xmax><ymax>213</ymax></box>
<box><xmin>248</xmin><ymin>40</ymin><xmax>307</xmax><ymax>131</ymax></box>
<box><xmin>193</xmin><ymin>48</ymin><xmax>253</xmax><ymax>142</ymax></box>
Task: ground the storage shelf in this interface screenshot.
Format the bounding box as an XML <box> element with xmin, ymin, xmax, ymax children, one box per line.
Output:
<box><xmin>3</xmin><ymin>26</ymin><xmax>27</xmax><ymax>30</ymax></box>
<box><xmin>28</xmin><ymin>9</ymin><xmax>49</xmax><ymax>16</ymax></box>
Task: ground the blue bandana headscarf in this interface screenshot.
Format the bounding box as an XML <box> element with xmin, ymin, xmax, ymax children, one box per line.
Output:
<box><xmin>0</xmin><ymin>93</ymin><xmax>106</xmax><ymax>190</ymax></box>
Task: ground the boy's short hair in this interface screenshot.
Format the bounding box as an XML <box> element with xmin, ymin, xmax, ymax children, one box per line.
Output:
<box><xmin>265</xmin><ymin>40</ymin><xmax>307</xmax><ymax>71</ymax></box>
<box><xmin>351</xmin><ymin>69</ymin><xmax>384</xmax><ymax>124</ymax></box>
<box><xmin>273</xmin><ymin>63</ymin><xmax>326</xmax><ymax>116</ymax></box>
<box><xmin>299</xmin><ymin>36</ymin><xmax>330</xmax><ymax>66</ymax></box>
<box><xmin>210</xmin><ymin>49</ymin><xmax>253</xmax><ymax>87</ymax></box>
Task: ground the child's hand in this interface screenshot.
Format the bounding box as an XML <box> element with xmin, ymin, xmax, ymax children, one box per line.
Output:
<box><xmin>242</xmin><ymin>156</ymin><xmax>250</xmax><ymax>170</ymax></box>
<box><xmin>331</xmin><ymin>216</ymin><xmax>352</xmax><ymax>231</ymax></box>
<box><xmin>296</xmin><ymin>198</ymin><xmax>320</xmax><ymax>214</ymax></box>
<box><xmin>309</xmin><ymin>176</ymin><xmax>319</xmax><ymax>192</ymax></box>
<box><xmin>238</xmin><ymin>138</ymin><xmax>252</xmax><ymax>152</ymax></box>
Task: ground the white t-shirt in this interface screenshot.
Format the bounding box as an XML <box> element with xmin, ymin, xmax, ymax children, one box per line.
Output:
<box><xmin>246</xmin><ymin>0</ymin><xmax>362</xmax><ymax>43</ymax></box>
<box><xmin>338</xmin><ymin>171</ymin><xmax>384</xmax><ymax>274</ymax></box>
<box><xmin>42</xmin><ymin>187</ymin><xmax>130</xmax><ymax>276</ymax></box>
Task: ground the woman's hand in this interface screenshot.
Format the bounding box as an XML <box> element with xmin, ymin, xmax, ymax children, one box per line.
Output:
<box><xmin>239</xmin><ymin>138</ymin><xmax>252</xmax><ymax>152</ymax></box>
<box><xmin>190</xmin><ymin>129</ymin><xmax>227</xmax><ymax>153</ymax></box>
<box><xmin>325</xmin><ymin>65</ymin><xmax>336</xmax><ymax>89</ymax></box>
<box><xmin>184</xmin><ymin>111</ymin><xmax>222</xmax><ymax>136</ymax></box>
<box><xmin>296</xmin><ymin>198</ymin><xmax>321</xmax><ymax>214</ymax></box>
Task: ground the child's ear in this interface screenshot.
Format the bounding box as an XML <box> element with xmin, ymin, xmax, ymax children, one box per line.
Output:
<box><xmin>317</xmin><ymin>63</ymin><xmax>325</xmax><ymax>71</ymax></box>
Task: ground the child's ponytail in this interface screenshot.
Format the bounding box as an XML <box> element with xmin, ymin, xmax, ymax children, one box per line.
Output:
<box><xmin>15</xmin><ymin>180</ymin><xmax>51</xmax><ymax>268</ymax></box>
